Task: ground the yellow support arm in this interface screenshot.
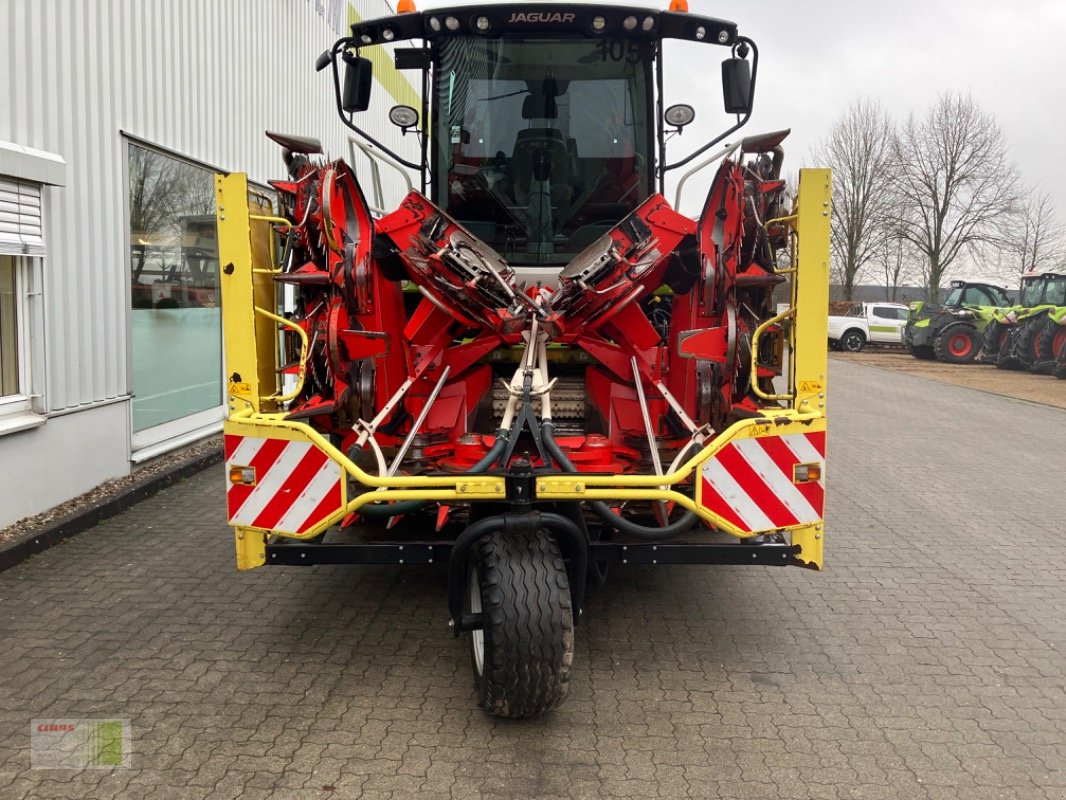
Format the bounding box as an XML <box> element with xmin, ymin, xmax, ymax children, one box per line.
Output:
<box><xmin>216</xmin><ymin>173</ymin><xmax>281</xmax><ymax>414</ymax></box>
<box><xmin>791</xmin><ymin>168</ymin><xmax>831</xmax><ymax>416</ymax></box>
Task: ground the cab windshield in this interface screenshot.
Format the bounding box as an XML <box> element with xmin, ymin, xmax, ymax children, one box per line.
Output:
<box><xmin>945</xmin><ymin>284</ymin><xmax>1010</xmax><ymax>307</ymax></box>
<box><xmin>1021</xmin><ymin>275</ymin><xmax>1066</xmax><ymax>307</ymax></box>
<box><xmin>433</xmin><ymin>37</ymin><xmax>653</xmax><ymax>266</ymax></box>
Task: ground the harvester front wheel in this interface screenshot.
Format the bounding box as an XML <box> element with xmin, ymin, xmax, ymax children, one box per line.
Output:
<box><xmin>468</xmin><ymin>530</ymin><xmax>574</xmax><ymax>718</ymax></box>
<box><xmin>934</xmin><ymin>324</ymin><xmax>979</xmax><ymax>364</ymax></box>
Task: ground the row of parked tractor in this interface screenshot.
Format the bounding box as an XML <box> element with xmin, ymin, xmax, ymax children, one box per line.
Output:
<box><xmin>904</xmin><ymin>271</ymin><xmax>1066</xmax><ymax>377</ymax></box>
<box><xmin>827</xmin><ymin>271</ymin><xmax>1066</xmax><ymax>379</ymax></box>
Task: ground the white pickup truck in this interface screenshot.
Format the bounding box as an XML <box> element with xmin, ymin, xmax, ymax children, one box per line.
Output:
<box><xmin>828</xmin><ymin>302</ymin><xmax>910</xmax><ymax>351</ymax></box>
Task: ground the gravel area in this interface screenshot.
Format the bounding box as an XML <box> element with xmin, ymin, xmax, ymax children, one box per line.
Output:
<box><xmin>0</xmin><ymin>435</ymin><xmax>222</xmax><ymax>546</ymax></box>
<box><xmin>830</xmin><ymin>349</ymin><xmax>1066</xmax><ymax>409</ymax></box>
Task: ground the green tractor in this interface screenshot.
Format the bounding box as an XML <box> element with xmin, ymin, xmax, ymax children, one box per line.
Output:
<box><xmin>979</xmin><ymin>271</ymin><xmax>1066</xmax><ymax>371</ymax></box>
<box><xmin>904</xmin><ymin>280</ymin><xmax>1011</xmax><ymax>363</ymax></box>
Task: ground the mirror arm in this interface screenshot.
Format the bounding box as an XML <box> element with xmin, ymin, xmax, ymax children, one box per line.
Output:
<box><xmin>655</xmin><ymin>40</ymin><xmax>666</xmax><ymax>195</ymax></box>
<box><xmin>420</xmin><ymin>51</ymin><xmax>431</xmax><ymax>195</ymax></box>
<box><xmin>660</xmin><ymin>36</ymin><xmax>758</xmax><ymax>176</ymax></box>
<box><xmin>328</xmin><ymin>39</ymin><xmax>427</xmax><ymax>174</ymax></box>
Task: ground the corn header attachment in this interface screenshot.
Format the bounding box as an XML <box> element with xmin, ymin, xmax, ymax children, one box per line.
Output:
<box><xmin>217</xmin><ymin>2</ymin><xmax>831</xmax><ymax>717</ymax></box>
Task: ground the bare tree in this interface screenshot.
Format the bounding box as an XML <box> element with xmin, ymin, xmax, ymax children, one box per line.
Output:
<box><xmin>1006</xmin><ymin>187</ymin><xmax>1065</xmax><ymax>277</ymax></box>
<box><xmin>890</xmin><ymin>93</ymin><xmax>1019</xmax><ymax>300</ymax></box>
<box><xmin>811</xmin><ymin>99</ymin><xmax>896</xmax><ymax>300</ymax></box>
<box><xmin>872</xmin><ymin>231</ymin><xmax>915</xmax><ymax>302</ymax></box>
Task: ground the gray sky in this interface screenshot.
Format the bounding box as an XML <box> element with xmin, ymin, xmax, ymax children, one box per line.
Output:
<box><xmin>418</xmin><ymin>0</ymin><xmax>1066</xmax><ymax>275</ymax></box>
<box><xmin>684</xmin><ymin>0</ymin><xmax>1065</xmax><ymax>205</ymax></box>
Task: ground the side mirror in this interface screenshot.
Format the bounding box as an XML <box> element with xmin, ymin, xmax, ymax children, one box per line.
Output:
<box><xmin>388</xmin><ymin>105</ymin><xmax>419</xmax><ymax>133</ymax></box>
<box><xmin>664</xmin><ymin>104</ymin><xmax>695</xmax><ymax>131</ymax></box>
<box><xmin>341</xmin><ymin>54</ymin><xmax>373</xmax><ymax>113</ymax></box>
<box><xmin>721</xmin><ymin>58</ymin><xmax>752</xmax><ymax>115</ymax></box>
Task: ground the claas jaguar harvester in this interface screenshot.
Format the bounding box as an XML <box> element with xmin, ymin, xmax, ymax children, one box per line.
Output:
<box><xmin>217</xmin><ymin>1</ymin><xmax>831</xmax><ymax>718</ymax></box>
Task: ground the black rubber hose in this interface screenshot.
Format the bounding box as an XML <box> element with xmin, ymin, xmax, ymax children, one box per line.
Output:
<box><xmin>447</xmin><ymin>515</ymin><xmax>506</xmax><ymax>629</ymax></box>
<box><xmin>358</xmin><ymin>429</ymin><xmax>509</xmax><ymax>519</ymax></box>
<box><xmin>541</xmin><ymin>421</ymin><xmax>697</xmax><ymax>541</ymax></box>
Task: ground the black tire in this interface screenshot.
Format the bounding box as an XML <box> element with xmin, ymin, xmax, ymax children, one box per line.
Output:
<box><xmin>468</xmin><ymin>529</ymin><xmax>574</xmax><ymax>718</ymax></box>
<box><xmin>933</xmin><ymin>324</ymin><xmax>979</xmax><ymax>364</ymax></box>
<box><xmin>839</xmin><ymin>329</ymin><xmax>866</xmax><ymax>352</ymax></box>
<box><xmin>1035</xmin><ymin>316</ymin><xmax>1066</xmax><ymax>363</ymax></box>
<box><xmin>1056</xmin><ymin>330</ymin><xmax>1066</xmax><ymax>380</ymax></box>
<box><xmin>1014</xmin><ymin>316</ymin><xmax>1048</xmax><ymax>370</ymax></box>
<box><xmin>995</xmin><ymin>326</ymin><xmax>1023</xmax><ymax>370</ymax></box>
<box><xmin>977</xmin><ymin>320</ymin><xmax>1009</xmax><ymax>364</ymax></box>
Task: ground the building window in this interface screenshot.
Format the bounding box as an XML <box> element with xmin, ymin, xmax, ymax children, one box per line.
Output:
<box><xmin>0</xmin><ymin>255</ymin><xmax>20</xmax><ymax>397</ymax></box>
<box><xmin>127</xmin><ymin>142</ymin><xmax>222</xmax><ymax>434</ymax></box>
<box><xmin>0</xmin><ymin>253</ymin><xmax>44</xmax><ymax>427</ymax></box>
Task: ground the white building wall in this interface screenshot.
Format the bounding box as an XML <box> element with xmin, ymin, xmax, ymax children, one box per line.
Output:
<box><xmin>0</xmin><ymin>0</ymin><xmax>418</xmax><ymax>527</ymax></box>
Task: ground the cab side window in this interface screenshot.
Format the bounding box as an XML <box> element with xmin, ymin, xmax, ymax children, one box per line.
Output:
<box><xmin>872</xmin><ymin>306</ymin><xmax>905</xmax><ymax>320</ymax></box>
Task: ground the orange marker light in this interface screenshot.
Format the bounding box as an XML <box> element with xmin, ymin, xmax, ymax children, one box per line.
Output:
<box><xmin>669</xmin><ymin>0</ymin><xmax>689</xmax><ymax>11</ymax></box>
<box><xmin>229</xmin><ymin>466</ymin><xmax>256</xmax><ymax>486</ymax></box>
<box><xmin>397</xmin><ymin>0</ymin><xmax>417</xmax><ymax>13</ymax></box>
<box><xmin>793</xmin><ymin>463</ymin><xmax>822</xmax><ymax>484</ymax></box>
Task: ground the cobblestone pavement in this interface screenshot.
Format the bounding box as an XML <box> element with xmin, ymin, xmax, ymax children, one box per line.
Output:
<box><xmin>1</xmin><ymin>360</ymin><xmax>1063</xmax><ymax>800</ymax></box>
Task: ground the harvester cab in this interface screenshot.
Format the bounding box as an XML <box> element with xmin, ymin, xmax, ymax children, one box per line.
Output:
<box><xmin>323</xmin><ymin>5</ymin><xmax>780</xmax><ymax>277</ymax></box>
<box><xmin>216</xmin><ymin>2</ymin><xmax>832</xmax><ymax>717</ymax></box>
<box><xmin>905</xmin><ymin>280</ymin><xmax>1010</xmax><ymax>363</ymax></box>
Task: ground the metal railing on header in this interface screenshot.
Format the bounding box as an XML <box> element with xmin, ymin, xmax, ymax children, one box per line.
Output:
<box><xmin>348</xmin><ymin>137</ymin><xmax>415</xmax><ymax>217</ymax></box>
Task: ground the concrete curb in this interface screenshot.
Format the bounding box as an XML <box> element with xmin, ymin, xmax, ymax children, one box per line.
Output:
<box><xmin>0</xmin><ymin>446</ymin><xmax>223</xmax><ymax>573</ymax></box>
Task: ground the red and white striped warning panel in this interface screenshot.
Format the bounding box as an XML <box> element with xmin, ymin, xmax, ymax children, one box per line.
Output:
<box><xmin>224</xmin><ymin>434</ymin><xmax>344</xmax><ymax>535</ymax></box>
<box><xmin>699</xmin><ymin>431</ymin><xmax>825</xmax><ymax>533</ymax></box>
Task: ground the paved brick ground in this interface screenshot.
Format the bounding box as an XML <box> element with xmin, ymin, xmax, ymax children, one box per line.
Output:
<box><xmin>1</xmin><ymin>360</ymin><xmax>1063</xmax><ymax>799</ymax></box>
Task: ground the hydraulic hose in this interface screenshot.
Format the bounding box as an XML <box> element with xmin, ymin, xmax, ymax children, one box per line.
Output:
<box><xmin>541</xmin><ymin>421</ymin><xmax>697</xmax><ymax>541</ymax></box>
<box><xmin>357</xmin><ymin>430</ymin><xmax>509</xmax><ymax>519</ymax></box>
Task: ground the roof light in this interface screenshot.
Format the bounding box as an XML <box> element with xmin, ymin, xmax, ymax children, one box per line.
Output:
<box><xmin>664</xmin><ymin>104</ymin><xmax>695</xmax><ymax>127</ymax></box>
<box><xmin>382</xmin><ymin>27</ymin><xmax>396</xmax><ymax>41</ymax></box>
<box><xmin>360</xmin><ymin>33</ymin><xmax>372</xmax><ymax>44</ymax></box>
<box><xmin>592</xmin><ymin>15</ymin><xmax>606</xmax><ymax>31</ymax></box>
<box><xmin>396</xmin><ymin>0</ymin><xmax>417</xmax><ymax>12</ymax></box>
<box><xmin>642</xmin><ymin>16</ymin><xmax>655</xmax><ymax>31</ymax></box>
<box><xmin>717</xmin><ymin>30</ymin><xmax>730</xmax><ymax>44</ymax></box>
<box><xmin>669</xmin><ymin>0</ymin><xmax>688</xmax><ymax>11</ymax></box>
<box><xmin>475</xmin><ymin>15</ymin><xmax>490</xmax><ymax>31</ymax></box>
<box><xmin>694</xmin><ymin>25</ymin><xmax>706</xmax><ymax>40</ymax></box>
<box><xmin>623</xmin><ymin>16</ymin><xmax>637</xmax><ymax>30</ymax></box>
<box><xmin>445</xmin><ymin>16</ymin><xmax>460</xmax><ymax>31</ymax></box>
<box><xmin>428</xmin><ymin>16</ymin><xmax>441</xmax><ymax>31</ymax></box>
<box><xmin>389</xmin><ymin>105</ymin><xmax>419</xmax><ymax>129</ymax></box>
